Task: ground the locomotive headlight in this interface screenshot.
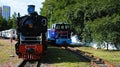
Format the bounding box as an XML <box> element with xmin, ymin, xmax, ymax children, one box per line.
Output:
<box><xmin>28</xmin><ymin>23</ymin><xmax>33</xmax><ymax>28</ymax></box>
<box><xmin>39</xmin><ymin>36</ymin><xmax>42</xmax><ymax>39</ymax></box>
<box><xmin>38</xmin><ymin>36</ymin><xmax>42</xmax><ymax>41</ymax></box>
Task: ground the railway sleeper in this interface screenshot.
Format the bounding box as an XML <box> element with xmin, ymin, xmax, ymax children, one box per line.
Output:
<box><xmin>65</xmin><ymin>47</ymin><xmax>116</xmax><ymax>67</ymax></box>
<box><xmin>91</xmin><ymin>60</ymin><xmax>108</xmax><ymax>67</ymax></box>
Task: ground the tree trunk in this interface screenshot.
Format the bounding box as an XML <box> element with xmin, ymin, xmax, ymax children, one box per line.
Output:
<box><xmin>106</xmin><ymin>43</ymin><xmax>109</xmax><ymax>50</ymax></box>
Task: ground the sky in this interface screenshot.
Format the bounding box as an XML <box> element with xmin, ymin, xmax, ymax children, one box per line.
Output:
<box><xmin>0</xmin><ymin>0</ymin><xmax>45</xmax><ymax>17</ymax></box>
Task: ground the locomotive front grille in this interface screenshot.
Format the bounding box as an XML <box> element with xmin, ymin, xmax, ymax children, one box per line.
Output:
<box><xmin>59</xmin><ymin>31</ymin><xmax>69</xmax><ymax>38</ymax></box>
<box><xmin>60</xmin><ymin>36</ymin><xmax>67</xmax><ymax>38</ymax></box>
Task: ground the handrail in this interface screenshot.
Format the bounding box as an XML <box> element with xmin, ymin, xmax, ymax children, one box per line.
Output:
<box><xmin>20</xmin><ymin>35</ymin><xmax>42</xmax><ymax>44</ymax></box>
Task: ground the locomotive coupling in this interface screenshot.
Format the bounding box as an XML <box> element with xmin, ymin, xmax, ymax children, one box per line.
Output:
<box><xmin>26</xmin><ymin>48</ymin><xmax>35</xmax><ymax>53</ymax></box>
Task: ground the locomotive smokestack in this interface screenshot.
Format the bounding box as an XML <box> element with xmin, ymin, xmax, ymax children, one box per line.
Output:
<box><xmin>27</xmin><ymin>5</ymin><xmax>35</xmax><ymax>14</ymax></box>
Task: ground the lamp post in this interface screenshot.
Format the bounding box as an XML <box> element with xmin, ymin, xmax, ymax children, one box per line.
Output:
<box><xmin>48</xmin><ymin>4</ymin><xmax>53</xmax><ymax>28</ymax></box>
<box><xmin>84</xmin><ymin>0</ymin><xmax>89</xmax><ymax>46</ymax></box>
<box><xmin>84</xmin><ymin>0</ymin><xmax>87</xmax><ymax>25</ymax></box>
<box><xmin>50</xmin><ymin>7</ymin><xmax>53</xmax><ymax>27</ymax></box>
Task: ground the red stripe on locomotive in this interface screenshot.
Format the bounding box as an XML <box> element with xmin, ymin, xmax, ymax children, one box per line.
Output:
<box><xmin>18</xmin><ymin>44</ymin><xmax>43</xmax><ymax>60</ymax></box>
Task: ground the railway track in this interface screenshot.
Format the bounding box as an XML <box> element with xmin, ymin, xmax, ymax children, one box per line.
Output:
<box><xmin>64</xmin><ymin>46</ymin><xmax>116</xmax><ymax>67</ymax></box>
<box><xmin>17</xmin><ymin>60</ymin><xmax>41</xmax><ymax>67</ymax></box>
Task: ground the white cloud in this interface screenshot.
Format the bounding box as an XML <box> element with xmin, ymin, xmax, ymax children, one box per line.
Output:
<box><xmin>0</xmin><ymin>0</ymin><xmax>45</xmax><ymax>17</ymax></box>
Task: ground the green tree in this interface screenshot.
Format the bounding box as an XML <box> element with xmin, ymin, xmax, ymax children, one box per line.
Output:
<box><xmin>85</xmin><ymin>14</ymin><xmax>120</xmax><ymax>50</ymax></box>
<box><xmin>40</xmin><ymin>0</ymin><xmax>120</xmax><ymax>49</ymax></box>
<box><xmin>8</xmin><ymin>12</ymin><xmax>17</xmax><ymax>29</ymax></box>
<box><xmin>0</xmin><ymin>16</ymin><xmax>8</xmax><ymax>31</ymax></box>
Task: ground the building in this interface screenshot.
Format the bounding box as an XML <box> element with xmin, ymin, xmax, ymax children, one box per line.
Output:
<box><xmin>0</xmin><ymin>7</ymin><xmax>2</xmax><ymax>17</ymax></box>
<box><xmin>2</xmin><ymin>5</ymin><xmax>10</xmax><ymax>21</ymax></box>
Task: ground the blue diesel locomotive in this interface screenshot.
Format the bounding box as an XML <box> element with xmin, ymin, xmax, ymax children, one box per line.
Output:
<box><xmin>47</xmin><ymin>23</ymin><xmax>71</xmax><ymax>45</ymax></box>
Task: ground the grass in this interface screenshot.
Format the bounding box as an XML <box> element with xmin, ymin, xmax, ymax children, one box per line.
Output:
<box><xmin>42</xmin><ymin>46</ymin><xmax>90</xmax><ymax>67</ymax></box>
<box><xmin>78</xmin><ymin>47</ymin><xmax>120</xmax><ymax>64</ymax></box>
<box><xmin>0</xmin><ymin>39</ymin><xmax>22</xmax><ymax>65</ymax></box>
<box><xmin>0</xmin><ymin>39</ymin><xmax>12</xmax><ymax>63</ymax></box>
<box><xmin>0</xmin><ymin>39</ymin><xmax>90</xmax><ymax>67</ymax></box>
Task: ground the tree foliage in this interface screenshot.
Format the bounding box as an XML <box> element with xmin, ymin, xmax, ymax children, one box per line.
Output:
<box><xmin>0</xmin><ymin>16</ymin><xmax>8</xmax><ymax>31</ymax></box>
<box><xmin>0</xmin><ymin>12</ymin><xmax>17</xmax><ymax>31</ymax></box>
<box><xmin>7</xmin><ymin>12</ymin><xmax>17</xmax><ymax>29</ymax></box>
<box><xmin>41</xmin><ymin>0</ymin><xmax>120</xmax><ymax>48</ymax></box>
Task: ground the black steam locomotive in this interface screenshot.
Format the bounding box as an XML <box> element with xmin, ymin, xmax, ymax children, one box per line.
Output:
<box><xmin>15</xmin><ymin>5</ymin><xmax>47</xmax><ymax>60</ymax></box>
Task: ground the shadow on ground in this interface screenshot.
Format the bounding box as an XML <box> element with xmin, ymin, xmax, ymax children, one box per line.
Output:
<box><xmin>41</xmin><ymin>46</ymin><xmax>89</xmax><ymax>64</ymax></box>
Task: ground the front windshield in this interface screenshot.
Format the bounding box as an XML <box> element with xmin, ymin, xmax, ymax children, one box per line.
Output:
<box><xmin>55</xmin><ymin>24</ymin><xmax>70</xmax><ymax>30</ymax></box>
